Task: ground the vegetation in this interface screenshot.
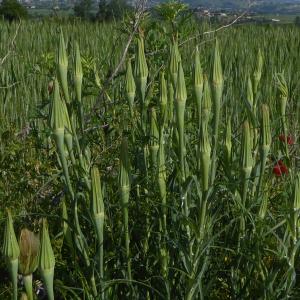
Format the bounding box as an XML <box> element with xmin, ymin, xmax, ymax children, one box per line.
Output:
<box><xmin>1</xmin><ymin>7</ymin><xmax>300</xmax><ymax>299</ymax></box>
<box><xmin>0</xmin><ymin>0</ymin><xmax>28</xmax><ymax>21</ymax></box>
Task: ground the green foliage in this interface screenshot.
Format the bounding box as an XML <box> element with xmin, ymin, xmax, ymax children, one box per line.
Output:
<box><xmin>2</xmin><ymin>15</ymin><xmax>300</xmax><ymax>299</ymax></box>
<box><xmin>0</xmin><ymin>0</ymin><xmax>28</xmax><ymax>21</ymax></box>
<box><xmin>74</xmin><ymin>0</ymin><xmax>92</xmax><ymax>20</ymax></box>
<box><xmin>96</xmin><ymin>0</ymin><xmax>131</xmax><ymax>21</ymax></box>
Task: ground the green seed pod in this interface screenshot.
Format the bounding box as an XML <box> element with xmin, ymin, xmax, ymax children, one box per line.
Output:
<box><xmin>50</xmin><ymin>80</ymin><xmax>73</xmax><ymax>197</ymax></box>
<box><xmin>158</xmin><ymin>139</ymin><xmax>167</xmax><ymax>218</ymax></box>
<box><xmin>134</xmin><ymin>35</ymin><xmax>148</xmax><ymax>103</ymax></box>
<box><xmin>260</xmin><ymin>104</ymin><xmax>271</xmax><ymax>153</ymax></box>
<box><xmin>211</xmin><ymin>39</ymin><xmax>224</xmax><ymax>184</ymax></box>
<box><xmin>57</xmin><ymin>30</ymin><xmax>70</xmax><ymax>103</ymax></box>
<box><xmin>247</xmin><ymin>76</ymin><xmax>254</xmax><ymax>109</ymax></box>
<box><xmin>91</xmin><ymin>166</ymin><xmax>105</xmax><ymax>286</ymax></box>
<box><xmin>275</xmin><ymin>73</ymin><xmax>288</xmax><ymax>118</ymax></box>
<box><xmin>194</xmin><ymin>47</ymin><xmax>203</xmax><ymax>127</ymax></box>
<box><xmin>202</xmin><ymin>77</ymin><xmax>212</xmax><ymax>123</ymax></box>
<box><xmin>224</xmin><ymin>115</ymin><xmax>232</xmax><ymax>168</ymax></box>
<box><xmin>241</xmin><ymin>120</ymin><xmax>253</xmax><ymax>179</ymax></box>
<box><xmin>91</xmin><ymin>166</ymin><xmax>105</xmax><ymax>242</ymax></box>
<box><xmin>199</xmin><ymin>122</ymin><xmax>211</xmax><ymax>192</ymax></box>
<box><xmin>167</xmin><ymin>73</ymin><xmax>174</xmax><ymax>123</ymax></box>
<box><xmin>149</xmin><ymin>107</ymin><xmax>159</xmax><ymax>169</ymax></box>
<box><xmin>175</xmin><ymin>61</ymin><xmax>187</xmax><ymax>179</ymax></box>
<box><xmin>125</xmin><ymin>58</ymin><xmax>136</xmax><ymax>118</ymax></box>
<box><xmin>159</xmin><ymin>71</ymin><xmax>168</xmax><ymax>131</ymax></box>
<box><xmin>169</xmin><ymin>41</ymin><xmax>181</xmax><ymax>88</ymax></box>
<box><xmin>292</xmin><ymin>174</ymin><xmax>300</xmax><ymax>243</ymax></box>
<box><xmin>19</xmin><ymin>229</ymin><xmax>40</xmax><ymax>276</ymax></box>
<box><xmin>62</xmin><ymin>199</ymin><xmax>72</xmax><ymax>250</ymax></box>
<box><xmin>39</xmin><ymin>219</ymin><xmax>55</xmax><ymax>300</ymax></box>
<box><xmin>256</xmin><ymin>104</ymin><xmax>271</xmax><ymax>197</ymax></box>
<box><xmin>212</xmin><ymin>39</ymin><xmax>224</xmax><ymax>102</ymax></box>
<box><xmin>2</xmin><ymin>209</ymin><xmax>20</xmax><ymax>300</ymax></box>
<box><xmin>118</xmin><ymin>137</ymin><xmax>131</xmax><ymax>280</ymax></box>
<box><xmin>74</xmin><ymin>42</ymin><xmax>83</xmax><ymax>104</ymax></box>
<box><xmin>19</xmin><ymin>229</ymin><xmax>39</xmax><ymax>300</ymax></box>
<box><xmin>253</xmin><ymin>48</ymin><xmax>263</xmax><ymax>98</ymax></box>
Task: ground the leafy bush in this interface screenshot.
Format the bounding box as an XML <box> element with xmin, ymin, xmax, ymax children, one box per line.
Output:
<box><xmin>0</xmin><ymin>0</ymin><xmax>28</xmax><ymax>21</ymax></box>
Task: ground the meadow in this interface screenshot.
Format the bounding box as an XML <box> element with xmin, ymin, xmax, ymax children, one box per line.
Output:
<box><xmin>1</xmin><ymin>13</ymin><xmax>300</xmax><ymax>299</ymax></box>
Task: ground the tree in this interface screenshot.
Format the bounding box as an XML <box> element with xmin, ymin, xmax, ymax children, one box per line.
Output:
<box><xmin>74</xmin><ymin>0</ymin><xmax>92</xmax><ymax>19</ymax></box>
<box><xmin>295</xmin><ymin>16</ymin><xmax>300</xmax><ymax>27</ymax></box>
<box><xmin>0</xmin><ymin>0</ymin><xmax>28</xmax><ymax>22</ymax></box>
<box><xmin>96</xmin><ymin>0</ymin><xmax>131</xmax><ymax>21</ymax></box>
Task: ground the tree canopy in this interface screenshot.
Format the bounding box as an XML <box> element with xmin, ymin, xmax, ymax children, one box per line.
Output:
<box><xmin>0</xmin><ymin>0</ymin><xmax>28</xmax><ymax>21</ymax></box>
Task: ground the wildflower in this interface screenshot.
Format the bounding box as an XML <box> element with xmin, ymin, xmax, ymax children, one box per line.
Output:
<box><xmin>279</xmin><ymin>134</ymin><xmax>294</xmax><ymax>145</ymax></box>
<box><xmin>273</xmin><ymin>160</ymin><xmax>288</xmax><ymax>176</ymax></box>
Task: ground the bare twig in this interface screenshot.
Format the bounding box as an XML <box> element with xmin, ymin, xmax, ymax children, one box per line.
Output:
<box><xmin>0</xmin><ymin>22</ymin><xmax>21</xmax><ymax>67</ymax></box>
<box><xmin>89</xmin><ymin>0</ymin><xmax>148</xmax><ymax>115</ymax></box>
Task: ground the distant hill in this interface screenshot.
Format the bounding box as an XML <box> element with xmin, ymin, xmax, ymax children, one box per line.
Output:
<box><xmin>163</xmin><ymin>0</ymin><xmax>300</xmax><ymax>14</ymax></box>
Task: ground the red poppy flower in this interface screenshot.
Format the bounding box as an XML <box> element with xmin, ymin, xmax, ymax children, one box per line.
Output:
<box><xmin>279</xmin><ymin>134</ymin><xmax>294</xmax><ymax>145</ymax></box>
<box><xmin>273</xmin><ymin>160</ymin><xmax>288</xmax><ymax>177</ymax></box>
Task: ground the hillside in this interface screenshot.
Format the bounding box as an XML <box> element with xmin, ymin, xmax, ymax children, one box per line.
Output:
<box><xmin>180</xmin><ymin>0</ymin><xmax>300</xmax><ymax>13</ymax></box>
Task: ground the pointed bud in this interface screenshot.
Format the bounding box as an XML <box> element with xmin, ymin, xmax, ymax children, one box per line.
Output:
<box><xmin>2</xmin><ymin>209</ymin><xmax>20</xmax><ymax>300</ymax></box>
<box><xmin>149</xmin><ymin>108</ymin><xmax>159</xmax><ymax>168</ymax></box>
<box><xmin>241</xmin><ymin>121</ymin><xmax>253</xmax><ymax>178</ymax></box>
<box><xmin>57</xmin><ymin>30</ymin><xmax>70</xmax><ymax>103</ymax></box>
<box><xmin>134</xmin><ymin>36</ymin><xmax>148</xmax><ymax>102</ymax></box>
<box><xmin>125</xmin><ymin>58</ymin><xmax>136</xmax><ymax>114</ymax></box>
<box><xmin>74</xmin><ymin>42</ymin><xmax>83</xmax><ymax>103</ymax></box>
<box><xmin>202</xmin><ymin>76</ymin><xmax>212</xmax><ymax>123</ymax></box>
<box><xmin>39</xmin><ymin>219</ymin><xmax>55</xmax><ymax>300</ymax></box>
<box><xmin>194</xmin><ymin>47</ymin><xmax>203</xmax><ymax>123</ymax></box>
<box><xmin>159</xmin><ymin>71</ymin><xmax>168</xmax><ymax>130</ymax></box>
<box><xmin>19</xmin><ymin>229</ymin><xmax>39</xmax><ymax>276</ymax></box>
<box><xmin>199</xmin><ymin>122</ymin><xmax>211</xmax><ymax>192</ymax></box>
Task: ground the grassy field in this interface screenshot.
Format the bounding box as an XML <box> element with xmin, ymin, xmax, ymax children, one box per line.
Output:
<box><xmin>1</xmin><ymin>13</ymin><xmax>300</xmax><ymax>299</ymax></box>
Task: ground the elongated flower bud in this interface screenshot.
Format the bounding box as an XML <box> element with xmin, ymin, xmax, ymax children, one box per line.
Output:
<box><xmin>159</xmin><ymin>71</ymin><xmax>168</xmax><ymax>131</ymax></box>
<box><xmin>260</xmin><ymin>104</ymin><xmax>271</xmax><ymax>152</ymax></box>
<box><xmin>247</xmin><ymin>76</ymin><xmax>254</xmax><ymax>109</ymax></box>
<box><xmin>134</xmin><ymin>35</ymin><xmax>148</xmax><ymax>103</ymax></box>
<box><xmin>202</xmin><ymin>77</ymin><xmax>212</xmax><ymax>123</ymax></box>
<box><xmin>241</xmin><ymin>121</ymin><xmax>253</xmax><ymax>179</ymax></box>
<box><xmin>212</xmin><ymin>39</ymin><xmax>224</xmax><ymax>95</ymax></box>
<box><xmin>292</xmin><ymin>174</ymin><xmax>300</xmax><ymax>243</ymax></box>
<box><xmin>57</xmin><ymin>30</ymin><xmax>70</xmax><ymax>103</ymax></box>
<box><xmin>118</xmin><ymin>137</ymin><xmax>131</xmax><ymax>280</ymax></box>
<box><xmin>253</xmin><ymin>49</ymin><xmax>263</xmax><ymax>98</ymax></box>
<box><xmin>74</xmin><ymin>42</ymin><xmax>83</xmax><ymax>104</ymax></box>
<box><xmin>39</xmin><ymin>219</ymin><xmax>55</xmax><ymax>300</ymax></box>
<box><xmin>194</xmin><ymin>47</ymin><xmax>203</xmax><ymax>126</ymax></box>
<box><xmin>91</xmin><ymin>166</ymin><xmax>105</xmax><ymax>236</ymax></box>
<box><xmin>169</xmin><ymin>40</ymin><xmax>181</xmax><ymax>88</ymax></box>
<box><xmin>149</xmin><ymin>107</ymin><xmax>159</xmax><ymax>169</ymax></box>
<box><xmin>199</xmin><ymin>122</ymin><xmax>211</xmax><ymax>192</ymax></box>
<box><xmin>167</xmin><ymin>73</ymin><xmax>174</xmax><ymax>123</ymax></box>
<box><xmin>91</xmin><ymin>166</ymin><xmax>105</xmax><ymax>284</ymax></box>
<box><xmin>19</xmin><ymin>229</ymin><xmax>39</xmax><ymax>276</ymax></box>
<box><xmin>275</xmin><ymin>73</ymin><xmax>288</xmax><ymax>117</ymax></box>
<box><xmin>224</xmin><ymin>116</ymin><xmax>232</xmax><ymax>167</ymax></box>
<box><xmin>2</xmin><ymin>209</ymin><xmax>20</xmax><ymax>300</ymax></box>
<box><xmin>256</xmin><ymin>104</ymin><xmax>271</xmax><ymax>197</ymax></box>
<box><xmin>125</xmin><ymin>58</ymin><xmax>136</xmax><ymax>117</ymax></box>
<box><xmin>175</xmin><ymin>61</ymin><xmax>187</xmax><ymax>179</ymax></box>
<box><xmin>50</xmin><ymin>80</ymin><xmax>73</xmax><ymax>197</ymax></box>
